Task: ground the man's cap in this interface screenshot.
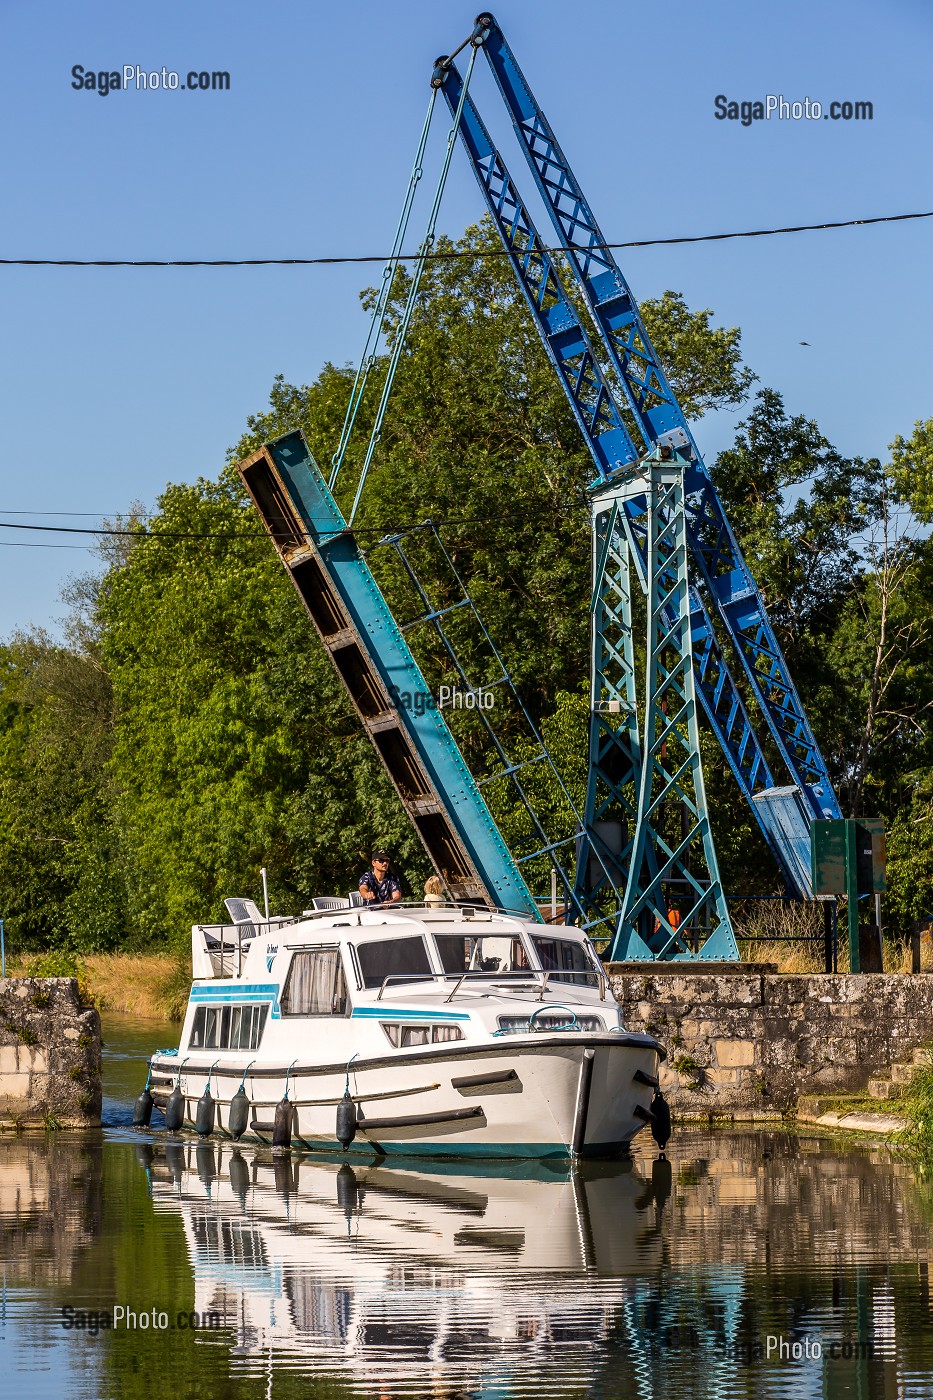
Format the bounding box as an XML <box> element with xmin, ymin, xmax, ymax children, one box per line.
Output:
<box><xmin>371</xmin><ymin>848</ymin><xmax>391</xmax><ymax>861</ymax></box>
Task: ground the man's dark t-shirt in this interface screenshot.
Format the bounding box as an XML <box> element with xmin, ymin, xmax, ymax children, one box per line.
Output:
<box><xmin>359</xmin><ymin>869</ymin><xmax>402</xmax><ymax>904</ymax></box>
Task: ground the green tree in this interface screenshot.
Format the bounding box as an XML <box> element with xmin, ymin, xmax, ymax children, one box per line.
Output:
<box><xmin>94</xmin><ymin>476</ymin><xmax>429</xmax><ymax>947</ymax></box>
<box><xmin>0</xmin><ymin>631</ymin><xmax>123</xmax><ymax>950</ymax></box>
<box><xmin>890</xmin><ymin>416</ymin><xmax>933</xmax><ymax>522</ymax></box>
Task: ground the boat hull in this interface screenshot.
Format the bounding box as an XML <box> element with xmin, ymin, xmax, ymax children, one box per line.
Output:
<box><xmin>150</xmin><ymin>1033</ymin><xmax>661</xmax><ymax>1160</ymax></box>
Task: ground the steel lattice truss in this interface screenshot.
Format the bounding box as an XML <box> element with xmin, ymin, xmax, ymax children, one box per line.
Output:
<box><xmin>591</xmin><ymin>455</ymin><xmax>738</xmax><ymax>960</ymax></box>
<box><xmin>433</xmin><ymin>14</ymin><xmax>840</xmax><ymax>954</ymax></box>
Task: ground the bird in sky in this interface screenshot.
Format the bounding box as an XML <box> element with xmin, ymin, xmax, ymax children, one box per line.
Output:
<box><xmin>799</xmin><ymin>340</ymin><xmax>811</xmax><ymax>346</ymax></box>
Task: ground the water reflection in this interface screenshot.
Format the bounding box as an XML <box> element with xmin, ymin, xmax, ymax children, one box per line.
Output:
<box><xmin>2</xmin><ymin>1127</ymin><xmax>933</xmax><ymax>1399</ymax></box>
<box><xmin>139</xmin><ymin>1134</ymin><xmax>933</xmax><ymax>1398</ymax></box>
<box><xmin>0</xmin><ymin>1135</ymin><xmax>102</xmax><ymax>1286</ymax></box>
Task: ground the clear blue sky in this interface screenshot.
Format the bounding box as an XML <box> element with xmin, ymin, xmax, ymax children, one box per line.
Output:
<box><xmin>1</xmin><ymin>0</ymin><xmax>930</xmax><ymax>638</ymax></box>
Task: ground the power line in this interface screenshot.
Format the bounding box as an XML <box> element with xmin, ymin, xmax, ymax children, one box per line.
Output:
<box><xmin>0</xmin><ymin>507</ymin><xmax>589</xmax><ymax>543</ymax></box>
<box><xmin>2</xmin><ymin>209</ymin><xmax>930</xmax><ymax>268</ymax></box>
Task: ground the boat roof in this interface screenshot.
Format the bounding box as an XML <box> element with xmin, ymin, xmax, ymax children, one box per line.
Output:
<box><xmin>278</xmin><ymin>902</ymin><xmax>586</xmax><ymax>942</ymax></box>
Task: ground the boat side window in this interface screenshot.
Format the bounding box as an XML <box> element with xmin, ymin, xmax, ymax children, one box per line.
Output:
<box><xmin>381</xmin><ymin>1022</ymin><xmax>464</xmax><ymax>1048</ymax></box>
<box><xmin>189</xmin><ymin>1003</ymin><xmax>269</xmax><ymax>1050</ymax></box>
<box><xmin>434</xmin><ymin>933</ymin><xmax>529</xmax><ymax>975</ymax></box>
<box><xmin>281</xmin><ymin>948</ymin><xmax>349</xmax><ymax>1016</ymax></box>
<box><xmin>530</xmin><ymin>935</ymin><xmax>599</xmax><ymax>987</ymax></box>
<box><xmin>355</xmin><ymin>936</ymin><xmax>433</xmax><ymax>989</ymax></box>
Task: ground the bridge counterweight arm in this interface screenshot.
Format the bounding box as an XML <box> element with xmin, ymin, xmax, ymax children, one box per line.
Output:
<box><xmin>470</xmin><ymin>16</ymin><xmax>840</xmax><ymax>826</ymax></box>
<box><xmin>437</xmin><ymin>58</ymin><xmax>813</xmax><ymax>895</ymax></box>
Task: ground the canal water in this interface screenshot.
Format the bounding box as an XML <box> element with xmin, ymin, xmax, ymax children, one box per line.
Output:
<box><xmin>2</xmin><ymin>1014</ymin><xmax>933</xmax><ymax>1399</ymax></box>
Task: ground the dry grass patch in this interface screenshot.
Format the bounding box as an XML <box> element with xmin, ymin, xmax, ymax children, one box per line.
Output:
<box><xmin>734</xmin><ymin>896</ymin><xmax>933</xmax><ymax>974</ymax></box>
<box><xmin>7</xmin><ymin>951</ymin><xmax>187</xmax><ymax>1020</ymax></box>
<box><xmin>83</xmin><ymin>953</ymin><xmax>183</xmax><ymax>1018</ymax></box>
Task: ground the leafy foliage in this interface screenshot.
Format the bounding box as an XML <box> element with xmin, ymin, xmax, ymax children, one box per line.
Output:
<box><xmin>891</xmin><ymin>417</ymin><xmax>933</xmax><ymax>523</ymax></box>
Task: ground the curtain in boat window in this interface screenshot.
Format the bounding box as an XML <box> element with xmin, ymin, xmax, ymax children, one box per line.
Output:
<box><xmin>282</xmin><ymin>949</ymin><xmax>348</xmax><ymax>1016</ymax></box>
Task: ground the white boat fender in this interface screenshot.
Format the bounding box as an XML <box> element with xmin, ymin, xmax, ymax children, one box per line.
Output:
<box><xmin>195</xmin><ymin>1062</ymin><xmax>219</xmax><ymax>1137</ymax></box>
<box><xmin>336</xmin><ymin>1163</ymin><xmax>358</xmax><ymax>1223</ymax></box>
<box><xmin>337</xmin><ymin>1052</ymin><xmax>360</xmax><ymax>1151</ymax></box>
<box><xmin>228</xmin><ymin>1060</ymin><xmax>255</xmax><ymax>1141</ymax></box>
<box><xmin>133</xmin><ymin>1066</ymin><xmax>154</xmax><ymax>1128</ymax></box>
<box><xmin>650</xmin><ymin>1088</ymin><xmax>671</xmax><ymax>1151</ymax></box>
<box><xmin>273</xmin><ymin>1059</ymin><xmax>298</xmax><ymax>1152</ymax></box>
<box><xmin>164</xmin><ymin>1058</ymin><xmax>189</xmax><ymax>1133</ymax></box>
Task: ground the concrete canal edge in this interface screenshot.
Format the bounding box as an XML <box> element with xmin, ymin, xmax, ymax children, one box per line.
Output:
<box><xmin>0</xmin><ymin>977</ymin><xmax>102</xmax><ymax>1129</ymax></box>
<box><xmin>609</xmin><ymin>967</ymin><xmax>933</xmax><ymax>1131</ymax></box>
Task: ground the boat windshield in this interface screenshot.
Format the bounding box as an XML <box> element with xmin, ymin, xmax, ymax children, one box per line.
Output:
<box><xmin>433</xmin><ymin>932</ymin><xmax>531</xmax><ymax>976</ymax></box>
<box><xmin>356</xmin><ymin>935</ymin><xmax>433</xmax><ymax>989</ymax></box>
<box><xmin>530</xmin><ymin>934</ymin><xmax>600</xmax><ymax>988</ymax></box>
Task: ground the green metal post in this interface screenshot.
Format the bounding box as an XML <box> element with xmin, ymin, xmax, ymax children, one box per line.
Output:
<box><xmin>845</xmin><ymin>819</ymin><xmax>861</xmax><ymax>973</ymax></box>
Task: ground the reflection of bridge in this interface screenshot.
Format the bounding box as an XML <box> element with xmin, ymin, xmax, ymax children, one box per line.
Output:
<box><xmin>139</xmin><ymin>1133</ymin><xmax>930</xmax><ymax>1398</ymax></box>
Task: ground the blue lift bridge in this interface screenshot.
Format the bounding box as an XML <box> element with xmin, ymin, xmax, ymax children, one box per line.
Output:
<box><xmin>238</xmin><ymin>13</ymin><xmax>840</xmax><ymax>961</ymax></box>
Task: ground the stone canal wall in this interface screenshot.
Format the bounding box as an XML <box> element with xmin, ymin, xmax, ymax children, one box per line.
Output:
<box><xmin>609</xmin><ymin>969</ymin><xmax>933</xmax><ymax>1119</ymax></box>
<box><xmin>0</xmin><ymin>978</ymin><xmax>101</xmax><ymax>1129</ymax></box>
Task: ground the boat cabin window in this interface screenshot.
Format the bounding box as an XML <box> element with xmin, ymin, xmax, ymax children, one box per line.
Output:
<box><xmin>530</xmin><ymin>935</ymin><xmax>600</xmax><ymax>987</ymax></box>
<box><xmin>189</xmin><ymin>1003</ymin><xmax>269</xmax><ymax>1050</ymax></box>
<box><xmin>381</xmin><ymin>1022</ymin><xmax>464</xmax><ymax>1048</ymax></box>
<box><xmin>356</xmin><ymin>936</ymin><xmax>432</xmax><ymax>989</ymax></box>
<box><xmin>281</xmin><ymin>948</ymin><xmax>348</xmax><ymax>1016</ymax></box>
<box><xmin>434</xmin><ymin>933</ymin><xmax>529</xmax><ymax>975</ymax></box>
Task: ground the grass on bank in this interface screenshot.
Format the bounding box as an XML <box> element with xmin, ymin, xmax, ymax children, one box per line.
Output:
<box><xmin>733</xmin><ymin>896</ymin><xmax>933</xmax><ymax>974</ymax></box>
<box><xmin>895</xmin><ymin>1052</ymin><xmax>933</xmax><ymax>1165</ymax></box>
<box><xmin>7</xmin><ymin>949</ymin><xmax>188</xmax><ymax>1021</ymax></box>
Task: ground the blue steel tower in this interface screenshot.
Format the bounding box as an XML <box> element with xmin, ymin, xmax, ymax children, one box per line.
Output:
<box><xmin>434</xmin><ymin>14</ymin><xmax>840</xmax><ymax>957</ymax></box>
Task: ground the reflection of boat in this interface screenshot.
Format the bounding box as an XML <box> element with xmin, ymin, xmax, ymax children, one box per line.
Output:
<box><xmin>142</xmin><ymin>1140</ymin><xmax>669</xmax><ymax>1391</ymax></box>
<box><xmin>148</xmin><ymin>902</ymin><xmax>664</xmax><ymax>1159</ymax></box>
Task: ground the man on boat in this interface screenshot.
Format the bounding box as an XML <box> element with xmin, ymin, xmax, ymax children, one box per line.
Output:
<box><xmin>358</xmin><ymin>849</ymin><xmax>403</xmax><ymax>906</ymax></box>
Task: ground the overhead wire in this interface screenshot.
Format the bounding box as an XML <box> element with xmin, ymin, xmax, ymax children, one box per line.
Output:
<box><xmin>1</xmin><ymin>210</ymin><xmax>930</xmax><ymax>269</ymax></box>
<box><xmin>0</xmin><ymin>505</ymin><xmax>591</xmax><ymax>543</ymax></box>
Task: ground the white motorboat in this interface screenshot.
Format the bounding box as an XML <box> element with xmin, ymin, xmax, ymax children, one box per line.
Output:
<box><xmin>146</xmin><ymin>899</ymin><xmax>665</xmax><ymax>1160</ymax></box>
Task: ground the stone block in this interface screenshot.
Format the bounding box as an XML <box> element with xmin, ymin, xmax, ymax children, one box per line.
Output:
<box><xmin>706</xmin><ymin>1067</ymin><xmax>739</xmax><ymax>1085</ymax></box>
<box><xmin>0</xmin><ymin>1073</ymin><xmax>31</xmax><ymax>1100</ymax></box>
<box><xmin>18</xmin><ymin>1047</ymin><xmax>49</xmax><ymax>1075</ymax></box>
<box><xmin>0</xmin><ymin>1044</ymin><xmax>19</xmax><ymax>1074</ymax></box>
<box><xmin>715</xmin><ymin>1038</ymin><xmax>755</xmax><ymax>1068</ymax></box>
